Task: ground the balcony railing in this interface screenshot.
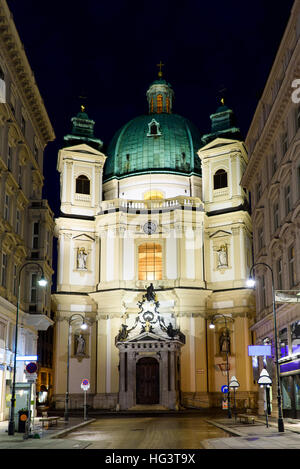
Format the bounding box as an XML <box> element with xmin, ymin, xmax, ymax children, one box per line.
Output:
<box><xmin>98</xmin><ymin>196</ymin><xmax>203</xmax><ymax>213</ymax></box>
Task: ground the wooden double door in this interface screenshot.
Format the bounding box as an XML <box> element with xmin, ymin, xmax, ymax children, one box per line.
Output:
<box><xmin>136</xmin><ymin>357</ymin><xmax>159</xmax><ymax>405</ymax></box>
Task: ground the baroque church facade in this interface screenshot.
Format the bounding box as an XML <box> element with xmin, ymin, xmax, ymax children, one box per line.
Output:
<box><xmin>52</xmin><ymin>74</ymin><xmax>257</xmax><ymax>411</ymax></box>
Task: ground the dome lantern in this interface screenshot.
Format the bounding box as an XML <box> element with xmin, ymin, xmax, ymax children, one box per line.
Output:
<box><xmin>146</xmin><ymin>63</ymin><xmax>174</xmax><ymax>114</ymax></box>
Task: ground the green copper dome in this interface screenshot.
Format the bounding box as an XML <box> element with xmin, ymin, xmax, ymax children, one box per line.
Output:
<box><xmin>103</xmin><ymin>79</ymin><xmax>202</xmax><ymax>182</ymax></box>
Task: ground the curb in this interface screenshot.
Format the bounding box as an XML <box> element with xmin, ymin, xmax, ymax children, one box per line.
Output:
<box><xmin>204</xmin><ymin>419</ymin><xmax>244</xmax><ymax>437</ymax></box>
<box><xmin>49</xmin><ymin>419</ymin><xmax>96</xmax><ymax>439</ymax></box>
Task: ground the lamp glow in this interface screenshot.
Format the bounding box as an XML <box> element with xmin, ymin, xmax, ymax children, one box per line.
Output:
<box><xmin>38</xmin><ymin>277</ymin><xmax>47</xmax><ymax>287</ymax></box>
<box><xmin>247</xmin><ymin>278</ymin><xmax>255</xmax><ymax>288</ymax></box>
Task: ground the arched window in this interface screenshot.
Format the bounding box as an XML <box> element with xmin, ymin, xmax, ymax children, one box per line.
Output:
<box><xmin>138</xmin><ymin>243</ymin><xmax>162</xmax><ymax>281</ymax></box>
<box><xmin>76</xmin><ymin>174</ymin><xmax>90</xmax><ymax>194</ymax></box>
<box><xmin>150</xmin><ymin>122</ymin><xmax>158</xmax><ymax>135</ymax></box>
<box><xmin>157</xmin><ymin>94</ymin><xmax>163</xmax><ymax>113</ymax></box>
<box><xmin>213</xmin><ymin>169</ymin><xmax>228</xmax><ymax>189</ymax></box>
<box><xmin>150</xmin><ymin>97</ymin><xmax>154</xmax><ymax>113</ymax></box>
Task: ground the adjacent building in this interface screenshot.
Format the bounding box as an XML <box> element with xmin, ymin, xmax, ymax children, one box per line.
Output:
<box><xmin>242</xmin><ymin>1</ymin><xmax>300</xmax><ymax>418</ymax></box>
<box><xmin>0</xmin><ymin>0</ymin><xmax>55</xmax><ymax>421</ymax></box>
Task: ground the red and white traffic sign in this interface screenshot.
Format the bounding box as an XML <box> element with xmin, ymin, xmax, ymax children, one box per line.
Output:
<box><xmin>81</xmin><ymin>378</ymin><xmax>90</xmax><ymax>391</ymax></box>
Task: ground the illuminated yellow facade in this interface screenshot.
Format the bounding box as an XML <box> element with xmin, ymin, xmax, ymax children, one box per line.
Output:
<box><xmin>52</xmin><ymin>80</ymin><xmax>257</xmax><ymax>411</ymax></box>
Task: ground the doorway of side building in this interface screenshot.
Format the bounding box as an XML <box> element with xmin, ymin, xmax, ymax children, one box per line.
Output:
<box><xmin>136</xmin><ymin>357</ymin><xmax>159</xmax><ymax>405</ymax></box>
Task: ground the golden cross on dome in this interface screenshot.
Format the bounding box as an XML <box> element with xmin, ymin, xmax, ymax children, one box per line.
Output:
<box><xmin>157</xmin><ymin>61</ymin><xmax>165</xmax><ymax>78</ymax></box>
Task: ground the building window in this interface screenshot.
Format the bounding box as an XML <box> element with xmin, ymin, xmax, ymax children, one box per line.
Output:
<box><xmin>1</xmin><ymin>253</ymin><xmax>7</xmax><ymax>288</ymax></box>
<box><xmin>273</xmin><ymin>202</ymin><xmax>279</xmax><ymax>231</ymax></box>
<box><xmin>13</xmin><ymin>264</ymin><xmax>17</xmax><ymax>297</ymax></box>
<box><xmin>277</xmin><ymin>258</ymin><xmax>283</xmax><ymax>290</ymax></box>
<box><xmin>288</xmin><ymin>245</ymin><xmax>296</xmax><ymax>287</ymax></box>
<box><xmin>166</xmin><ymin>97</ymin><xmax>170</xmax><ymax>113</ymax></box>
<box><xmin>256</xmin><ymin>181</ymin><xmax>261</xmax><ymax>203</ymax></box>
<box><xmin>285</xmin><ymin>185</ymin><xmax>291</xmax><ymax>215</ymax></box>
<box><xmin>18</xmin><ymin>163</ymin><xmax>22</xmax><ymax>187</ymax></box>
<box><xmin>7</xmin><ymin>145</ymin><xmax>12</xmax><ymax>171</ymax></box>
<box><xmin>16</xmin><ymin>209</ymin><xmax>21</xmax><ymax>236</ymax></box>
<box><xmin>279</xmin><ymin>328</ymin><xmax>288</xmax><ymax>358</ymax></box>
<box><xmin>150</xmin><ymin>97</ymin><xmax>154</xmax><ymax>113</ymax></box>
<box><xmin>30</xmin><ymin>273</ymin><xmax>37</xmax><ymax>302</ymax></box>
<box><xmin>258</xmin><ymin>226</ymin><xmax>264</xmax><ymax>251</ymax></box>
<box><xmin>156</xmin><ymin>94</ymin><xmax>163</xmax><ymax>113</ymax></box>
<box><xmin>291</xmin><ymin>321</ymin><xmax>300</xmax><ymax>355</ymax></box>
<box><xmin>213</xmin><ymin>169</ymin><xmax>228</xmax><ymax>189</ymax></box>
<box><xmin>272</xmin><ymin>154</ymin><xmax>277</xmax><ymax>175</ymax></box>
<box><xmin>33</xmin><ymin>222</ymin><xmax>39</xmax><ymax>249</ymax></box>
<box><xmin>296</xmin><ymin>106</ymin><xmax>300</xmax><ymax>132</ymax></box>
<box><xmin>4</xmin><ymin>194</ymin><xmax>10</xmax><ymax>222</ymax></box>
<box><xmin>144</xmin><ymin>190</ymin><xmax>163</xmax><ymax>200</ymax></box>
<box><xmin>21</xmin><ymin>115</ymin><xmax>26</xmax><ymax>134</ymax></box>
<box><xmin>76</xmin><ymin>175</ymin><xmax>90</xmax><ymax>194</ymax></box>
<box><xmin>138</xmin><ymin>243</ymin><xmax>162</xmax><ymax>281</ymax></box>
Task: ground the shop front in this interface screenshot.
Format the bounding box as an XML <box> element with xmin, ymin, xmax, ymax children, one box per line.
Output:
<box><xmin>280</xmin><ymin>359</ymin><xmax>300</xmax><ymax>419</ymax></box>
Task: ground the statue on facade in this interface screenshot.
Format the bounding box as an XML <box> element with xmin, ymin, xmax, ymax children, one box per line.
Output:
<box><xmin>77</xmin><ymin>247</ymin><xmax>88</xmax><ymax>270</ymax></box>
<box><xmin>217</xmin><ymin>244</ymin><xmax>228</xmax><ymax>267</ymax></box>
<box><xmin>75</xmin><ymin>334</ymin><xmax>86</xmax><ymax>355</ymax></box>
<box><xmin>219</xmin><ymin>329</ymin><xmax>230</xmax><ymax>354</ymax></box>
<box><xmin>145</xmin><ymin>283</ymin><xmax>155</xmax><ymax>302</ymax></box>
<box><xmin>117</xmin><ymin>324</ymin><xmax>129</xmax><ymax>341</ymax></box>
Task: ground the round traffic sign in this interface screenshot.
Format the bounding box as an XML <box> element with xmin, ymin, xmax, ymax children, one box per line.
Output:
<box><xmin>82</xmin><ymin>379</ymin><xmax>89</xmax><ymax>386</ymax></box>
<box><xmin>26</xmin><ymin>362</ymin><xmax>37</xmax><ymax>374</ymax></box>
<box><xmin>221</xmin><ymin>385</ymin><xmax>229</xmax><ymax>394</ymax></box>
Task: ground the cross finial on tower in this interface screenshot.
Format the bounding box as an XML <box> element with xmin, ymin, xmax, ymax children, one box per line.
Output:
<box><xmin>218</xmin><ymin>86</ymin><xmax>227</xmax><ymax>106</ymax></box>
<box><xmin>79</xmin><ymin>94</ymin><xmax>87</xmax><ymax>112</ymax></box>
<box><xmin>156</xmin><ymin>61</ymin><xmax>165</xmax><ymax>78</ymax></box>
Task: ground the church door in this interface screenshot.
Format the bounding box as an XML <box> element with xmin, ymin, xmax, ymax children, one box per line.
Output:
<box><xmin>136</xmin><ymin>357</ymin><xmax>159</xmax><ymax>405</ymax></box>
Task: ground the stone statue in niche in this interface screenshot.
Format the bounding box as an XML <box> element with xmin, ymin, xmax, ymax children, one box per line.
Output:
<box><xmin>77</xmin><ymin>247</ymin><xmax>88</xmax><ymax>270</ymax></box>
<box><xmin>219</xmin><ymin>329</ymin><xmax>230</xmax><ymax>354</ymax></box>
<box><xmin>217</xmin><ymin>244</ymin><xmax>228</xmax><ymax>267</ymax></box>
<box><xmin>75</xmin><ymin>333</ymin><xmax>86</xmax><ymax>356</ymax></box>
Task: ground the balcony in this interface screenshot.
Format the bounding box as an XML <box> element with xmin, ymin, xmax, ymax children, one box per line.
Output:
<box><xmin>98</xmin><ymin>196</ymin><xmax>203</xmax><ymax>213</ymax></box>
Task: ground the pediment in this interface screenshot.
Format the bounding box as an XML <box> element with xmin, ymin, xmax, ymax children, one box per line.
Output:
<box><xmin>63</xmin><ymin>143</ymin><xmax>106</xmax><ymax>157</ymax></box>
<box><xmin>199</xmin><ymin>137</ymin><xmax>239</xmax><ymax>152</ymax></box>
<box><xmin>126</xmin><ymin>331</ymin><xmax>165</xmax><ymax>343</ymax></box>
<box><xmin>72</xmin><ymin>233</ymin><xmax>95</xmax><ymax>242</ymax></box>
<box><xmin>209</xmin><ymin>229</ymin><xmax>231</xmax><ymax>239</ymax></box>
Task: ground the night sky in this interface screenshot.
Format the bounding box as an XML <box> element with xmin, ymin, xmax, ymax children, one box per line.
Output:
<box><xmin>7</xmin><ymin>0</ymin><xmax>295</xmax><ymax>217</ymax></box>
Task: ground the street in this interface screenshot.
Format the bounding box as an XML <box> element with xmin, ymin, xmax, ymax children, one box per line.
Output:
<box><xmin>63</xmin><ymin>415</ymin><xmax>230</xmax><ymax>449</ymax></box>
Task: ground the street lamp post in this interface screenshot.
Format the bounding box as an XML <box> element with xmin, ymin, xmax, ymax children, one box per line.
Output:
<box><xmin>8</xmin><ymin>262</ymin><xmax>47</xmax><ymax>436</ymax></box>
<box><xmin>64</xmin><ymin>314</ymin><xmax>88</xmax><ymax>422</ymax></box>
<box><xmin>209</xmin><ymin>314</ymin><xmax>232</xmax><ymax>419</ymax></box>
<box><xmin>229</xmin><ymin>375</ymin><xmax>240</xmax><ymax>422</ymax></box>
<box><xmin>248</xmin><ymin>262</ymin><xmax>284</xmax><ymax>433</ymax></box>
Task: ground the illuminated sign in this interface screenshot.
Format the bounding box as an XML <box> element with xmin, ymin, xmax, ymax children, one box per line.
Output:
<box><xmin>248</xmin><ymin>345</ymin><xmax>271</xmax><ymax>357</ymax></box>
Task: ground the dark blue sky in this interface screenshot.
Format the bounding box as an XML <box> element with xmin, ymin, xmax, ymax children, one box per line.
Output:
<box><xmin>7</xmin><ymin>0</ymin><xmax>295</xmax><ymax>216</ymax></box>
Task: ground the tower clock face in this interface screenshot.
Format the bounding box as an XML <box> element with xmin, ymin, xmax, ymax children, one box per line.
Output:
<box><xmin>143</xmin><ymin>221</ymin><xmax>157</xmax><ymax>235</ymax></box>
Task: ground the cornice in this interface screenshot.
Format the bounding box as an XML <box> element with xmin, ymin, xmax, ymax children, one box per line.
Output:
<box><xmin>0</xmin><ymin>2</ymin><xmax>55</xmax><ymax>146</ymax></box>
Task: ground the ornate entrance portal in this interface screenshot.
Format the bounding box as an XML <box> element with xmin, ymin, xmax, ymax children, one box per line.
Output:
<box><xmin>136</xmin><ymin>357</ymin><xmax>159</xmax><ymax>405</ymax></box>
<box><xmin>115</xmin><ymin>284</ymin><xmax>185</xmax><ymax>410</ymax></box>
